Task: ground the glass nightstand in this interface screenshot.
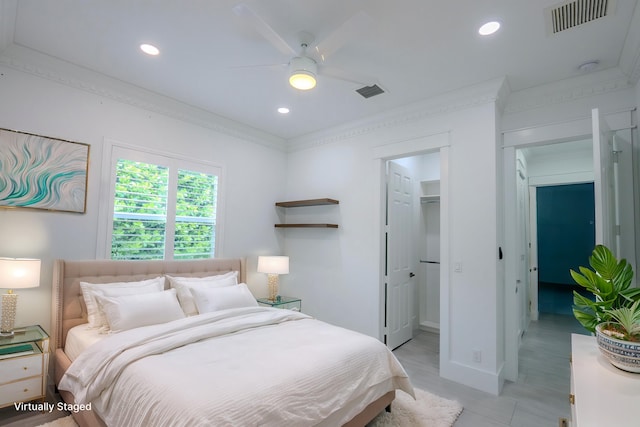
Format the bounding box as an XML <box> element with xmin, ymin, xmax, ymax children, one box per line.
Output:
<box><xmin>0</xmin><ymin>325</ymin><xmax>50</xmax><ymax>408</ymax></box>
<box><xmin>256</xmin><ymin>296</ymin><xmax>302</xmax><ymax>312</ymax></box>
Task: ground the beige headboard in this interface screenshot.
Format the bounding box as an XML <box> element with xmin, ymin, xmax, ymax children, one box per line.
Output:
<box><xmin>51</xmin><ymin>258</ymin><xmax>246</xmax><ymax>352</ymax></box>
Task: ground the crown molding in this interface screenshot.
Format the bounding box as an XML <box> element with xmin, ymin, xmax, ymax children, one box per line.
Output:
<box><xmin>504</xmin><ymin>69</ymin><xmax>633</xmax><ymax>115</ymax></box>
<box><xmin>287</xmin><ymin>77</ymin><xmax>507</xmax><ymax>152</ymax></box>
<box><xmin>0</xmin><ymin>44</ymin><xmax>287</xmax><ymax>151</ymax></box>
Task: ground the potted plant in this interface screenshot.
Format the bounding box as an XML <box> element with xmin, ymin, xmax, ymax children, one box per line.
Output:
<box><xmin>598</xmin><ymin>300</ymin><xmax>640</xmax><ymax>340</ymax></box>
<box><xmin>571</xmin><ymin>244</ymin><xmax>640</xmax><ymax>372</ymax></box>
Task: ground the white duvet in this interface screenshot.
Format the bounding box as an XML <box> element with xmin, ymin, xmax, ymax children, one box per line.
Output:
<box><xmin>59</xmin><ymin>307</ymin><xmax>413</xmax><ymax>427</ymax></box>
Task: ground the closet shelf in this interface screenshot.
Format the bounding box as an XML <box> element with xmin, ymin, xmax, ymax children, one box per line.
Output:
<box><xmin>420</xmin><ymin>195</ymin><xmax>440</xmax><ymax>203</ymax></box>
<box><xmin>275</xmin><ymin>198</ymin><xmax>339</xmax><ymax>208</ymax></box>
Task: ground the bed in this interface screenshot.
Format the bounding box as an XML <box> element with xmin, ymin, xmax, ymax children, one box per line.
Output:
<box><xmin>51</xmin><ymin>258</ymin><xmax>413</xmax><ymax>427</ymax></box>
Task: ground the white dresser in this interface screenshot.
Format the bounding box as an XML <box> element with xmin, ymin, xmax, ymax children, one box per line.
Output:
<box><xmin>570</xmin><ymin>334</ymin><xmax>640</xmax><ymax>427</ymax></box>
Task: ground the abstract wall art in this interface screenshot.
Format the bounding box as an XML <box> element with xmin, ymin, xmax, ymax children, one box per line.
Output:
<box><xmin>0</xmin><ymin>128</ymin><xmax>90</xmax><ymax>213</ymax></box>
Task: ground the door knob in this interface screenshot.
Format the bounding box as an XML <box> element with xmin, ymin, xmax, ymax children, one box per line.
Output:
<box><xmin>409</xmin><ymin>272</ymin><xmax>415</xmax><ymax>278</ymax></box>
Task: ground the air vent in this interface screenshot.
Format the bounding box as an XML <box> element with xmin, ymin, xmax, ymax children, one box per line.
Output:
<box><xmin>547</xmin><ymin>0</ymin><xmax>612</xmax><ymax>34</ymax></box>
<box><xmin>356</xmin><ymin>84</ymin><xmax>385</xmax><ymax>99</ymax></box>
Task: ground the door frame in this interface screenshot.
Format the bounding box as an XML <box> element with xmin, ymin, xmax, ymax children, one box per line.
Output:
<box><xmin>503</xmin><ymin>121</ymin><xmax>594</xmax><ymax>382</ymax></box>
<box><xmin>528</xmin><ymin>187</ymin><xmax>539</xmax><ymax>322</ymax></box>
<box><xmin>504</xmin><ymin>141</ymin><xmax>594</xmax><ymax>380</ymax></box>
<box><xmin>372</xmin><ymin>132</ymin><xmax>450</xmax><ymax>353</ymax></box>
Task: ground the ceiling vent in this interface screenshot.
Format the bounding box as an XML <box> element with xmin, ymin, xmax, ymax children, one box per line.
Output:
<box><xmin>356</xmin><ymin>84</ymin><xmax>385</xmax><ymax>99</ymax></box>
<box><xmin>546</xmin><ymin>0</ymin><xmax>613</xmax><ymax>34</ymax></box>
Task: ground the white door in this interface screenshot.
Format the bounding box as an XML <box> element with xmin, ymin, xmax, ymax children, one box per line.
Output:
<box><xmin>528</xmin><ymin>188</ymin><xmax>539</xmax><ymax>321</ymax></box>
<box><xmin>516</xmin><ymin>162</ymin><xmax>529</xmax><ymax>338</ymax></box>
<box><xmin>386</xmin><ymin>161</ymin><xmax>414</xmax><ymax>349</ymax></box>
<box><xmin>592</xmin><ymin>108</ymin><xmax>617</xmax><ymax>254</ymax></box>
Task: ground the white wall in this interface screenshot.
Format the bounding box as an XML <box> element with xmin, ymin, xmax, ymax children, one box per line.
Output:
<box><xmin>285</xmin><ymin>88</ymin><xmax>503</xmax><ymax>393</ymax></box>
<box><xmin>525</xmin><ymin>139</ymin><xmax>594</xmax><ymax>185</ymax></box>
<box><xmin>0</xmin><ymin>65</ymin><xmax>288</xmax><ymax>333</ymax></box>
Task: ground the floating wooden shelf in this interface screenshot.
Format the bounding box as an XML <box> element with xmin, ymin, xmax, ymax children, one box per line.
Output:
<box><xmin>275</xmin><ymin>224</ymin><xmax>339</xmax><ymax>228</ymax></box>
<box><xmin>275</xmin><ymin>198</ymin><xmax>339</xmax><ymax>208</ymax></box>
<box><xmin>275</xmin><ymin>198</ymin><xmax>340</xmax><ymax>228</ymax></box>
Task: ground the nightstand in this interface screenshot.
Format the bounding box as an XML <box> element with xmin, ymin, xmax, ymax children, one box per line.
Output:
<box><xmin>257</xmin><ymin>296</ymin><xmax>302</xmax><ymax>312</ymax></box>
<box><xmin>0</xmin><ymin>325</ymin><xmax>49</xmax><ymax>408</ymax></box>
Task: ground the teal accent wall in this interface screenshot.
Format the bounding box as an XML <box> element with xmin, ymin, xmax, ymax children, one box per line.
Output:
<box><xmin>537</xmin><ymin>183</ymin><xmax>595</xmax><ymax>285</ymax></box>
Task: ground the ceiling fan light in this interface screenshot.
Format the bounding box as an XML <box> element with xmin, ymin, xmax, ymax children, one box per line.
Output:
<box><xmin>289</xmin><ymin>70</ymin><xmax>317</xmax><ymax>90</ymax></box>
<box><xmin>289</xmin><ymin>56</ymin><xmax>317</xmax><ymax>90</ymax></box>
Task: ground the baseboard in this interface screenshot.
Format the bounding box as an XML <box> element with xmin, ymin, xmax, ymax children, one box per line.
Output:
<box><xmin>418</xmin><ymin>321</ymin><xmax>440</xmax><ymax>333</ymax></box>
<box><xmin>440</xmin><ymin>359</ymin><xmax>503</xmax><ymax>395</ymax></box>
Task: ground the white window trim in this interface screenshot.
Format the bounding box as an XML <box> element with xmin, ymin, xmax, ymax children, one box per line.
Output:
<box><xmin>96</xmin><ymin>138</ymin><xmax>225</xmax><ymax>259</ymax></box>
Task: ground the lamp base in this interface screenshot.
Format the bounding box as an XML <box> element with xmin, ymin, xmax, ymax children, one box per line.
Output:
<box><xmin>1</xmin><ymin>292</ymin><xmax>18</xmax><ymax>337</ymax></box>
<box><xmin>267</xmin><ymin>274</ymin><xmax>279</xmax><ymax>302</ymax></box>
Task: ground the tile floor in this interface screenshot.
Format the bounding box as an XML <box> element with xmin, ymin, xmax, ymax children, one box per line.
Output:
<box><xmin>393</xmin><ymin>313</ymin><xmax>589</xmax><ymax>426</ymax></box>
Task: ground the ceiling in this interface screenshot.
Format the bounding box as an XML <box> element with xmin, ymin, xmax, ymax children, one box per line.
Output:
<box><xmin>1</xmin><ymin>0</ymin><xmax>639</xmax><ymax>141</ymax></box>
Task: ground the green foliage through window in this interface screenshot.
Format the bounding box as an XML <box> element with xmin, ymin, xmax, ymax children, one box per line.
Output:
<box><xmin>111</xmin><ymin>159</ymin><xmax>217</xmax><ymax>260</ymax></box>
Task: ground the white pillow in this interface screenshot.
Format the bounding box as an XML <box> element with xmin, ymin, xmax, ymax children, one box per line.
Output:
<box><xmin>190</xmin><ymin>283</ymin><xmax>258</xmax><ymax>314</ymax></box>
<box><xmin>96</xmin><ymin>289</ymin><xmax>185</xmax><ymax>333</ymax></box>
<box><xmin>167</xmin><ymin>271</ymin><xmax>238</xmax><ymax>316</ymax></box>
<box><xmin>80</xmin><ymin>277</ymin><xmax>165</xmax><ymax>329</ymax></box>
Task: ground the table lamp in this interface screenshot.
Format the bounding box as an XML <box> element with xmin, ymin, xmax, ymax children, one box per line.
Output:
<box><xmin>0</xmin><ymin>258</ymin><xmax>41</xmax><ymax>336</ymax></box>
<box><xmin>257</xmin><ymin>256</ymin><xmax>289</xmax><ymax>301</ymax></box>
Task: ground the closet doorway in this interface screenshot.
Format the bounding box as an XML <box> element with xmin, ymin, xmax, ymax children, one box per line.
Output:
<box><xmin>388</xmin><ymin>152</ymin><xmax>441</xmax><ymax>336</ymax></box>
<box><xmin>374</xmin><ymin>132</ymin><xmax>450</xmax><ymax>369</ymax></box>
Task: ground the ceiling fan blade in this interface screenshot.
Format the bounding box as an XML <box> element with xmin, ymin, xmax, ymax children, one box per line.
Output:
<box><xmin>230</xmin><ymin>62</ymin><xmax>288</xmax><ymax>70</ymax></box>
<box><xmin>314</xmin><ymin>10</ymin><xmax>372</xmax><ymax>61</ymax></box>
<box><xmin>232</xmin><ymin>3</ymin><xmax>297</xmax><ymax>56</ymax></box>
<box><xmin>320</xmin><ymin>66</ymin><xmax>381</xmax><ymax>88</ymax></box>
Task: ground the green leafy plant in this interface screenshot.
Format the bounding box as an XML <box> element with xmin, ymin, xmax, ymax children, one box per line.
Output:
<box><xmin>602</xmin><ymin>300</ymin><xmax>640</xmax><ymax>341</ymax></box>
<box><xmin>571</xmin><ymin>244</ymin><xmax>640</xmax><ymax>334</ymax></box>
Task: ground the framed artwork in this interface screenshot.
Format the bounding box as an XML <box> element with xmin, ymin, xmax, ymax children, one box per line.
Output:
<box><xmin>0</xmin><ymin>128</ymin><xmax>90</xmax><ymax>213</ymax></box>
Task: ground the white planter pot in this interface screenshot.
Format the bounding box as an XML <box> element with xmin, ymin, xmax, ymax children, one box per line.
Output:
<box><xmin>596</xmin><ymin>322</ymin><xmax>640</xmax><ymax>373</ymax></box>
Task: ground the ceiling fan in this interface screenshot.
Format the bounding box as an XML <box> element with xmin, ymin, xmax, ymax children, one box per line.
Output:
<box><xmin>232</xmin><ymin>3</ymin><xmax>380</xmax><ymax>91</ymax></box>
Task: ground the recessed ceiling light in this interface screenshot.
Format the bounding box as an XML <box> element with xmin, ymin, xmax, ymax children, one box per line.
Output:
<box><xmin>478</xmin><ymin>21</ymin><xmax>501</xmax><ymax>36</ymax></box>
<box><xmin>277</xmin><ymin>107</ymin><xmax>290</xmax><ymax>114</ymax></box>
<box><xmin>578</xmin><ymin>60</ymin><xmax>599</xmax><ymax>72</ymax></box>
<box><xmin>140</xmin><ymin>43</ymin><xmax>160</xmax><ymax>56</ymax></box>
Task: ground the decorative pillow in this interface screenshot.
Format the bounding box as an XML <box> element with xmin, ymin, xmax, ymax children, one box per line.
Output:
<box><xmin>167</xmin><ymin>271</ymin><xmax>238</xmax><ymax>316</ymax></box>
<box><xmin>95</xmin><ymin>289</ymin><xmax>185</xmax><ymax>333</ymax></box>
<box><xmin>190</xmin><ymin>283</ymin><xmax>258</xmax><ymax>314</ymax></box>
<box><xmin>80</xmin><ymin>277</ymin><xmax>165</xmax><ymax>329</ymax></box>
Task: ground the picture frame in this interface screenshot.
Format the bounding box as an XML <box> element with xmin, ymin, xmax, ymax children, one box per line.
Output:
<box><xmin>0</xmin><ymin>128</ymin><xmax>90</xmax><ymax>213</ymax></box>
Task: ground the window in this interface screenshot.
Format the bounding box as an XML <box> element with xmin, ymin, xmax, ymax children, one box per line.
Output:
<box><xmin>104</xmin><ymin>145</ymin><xmax>221</xmax><ymax>260</ymax></box>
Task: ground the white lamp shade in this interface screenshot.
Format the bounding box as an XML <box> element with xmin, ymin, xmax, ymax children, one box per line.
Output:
<box><xmin>0</xmin><ymin>258</ymin><xmax>41</xmax><ymax>289</ymax></box>
<box><xmin>257</xmin><ymin>256</ymin><xmax>289</xmax><ymax>275</ymax></box>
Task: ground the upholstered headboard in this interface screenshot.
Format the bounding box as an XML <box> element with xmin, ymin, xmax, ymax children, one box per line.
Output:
<box><xmin>51</xmin><ymin>258</ymin><xmax>246</xmax><ymax>352</ymax></box>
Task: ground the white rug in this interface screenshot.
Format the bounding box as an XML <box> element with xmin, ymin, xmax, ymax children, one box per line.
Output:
<box><xmin>36</xmin><ymin>388</ymin><xmax>462</xmax><ymax>427</ymax></box>
<box><xmin>36</xmin><ymin>416</ymin><xmax>78</xmax><ymax>427</ymax></box>
<box><xmin>369</xmin><ymin>388</ymin><xmax>463</xmax><ymax>427</ymax></box>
